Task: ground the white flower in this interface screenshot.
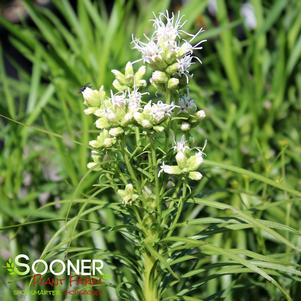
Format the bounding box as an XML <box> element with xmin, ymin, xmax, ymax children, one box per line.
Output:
<box><xmin>135</xmin><ymin>101</ymin><xmax>176</xmax><ymax>128</ymax></box>
<box><xmin>174</xmin><ymin>136</ymin><xmax>189</xmax><ymax>153</ymax></box>
<box><xmin>132</xmin><ymin>11</ymin><xmax>206</xmax><ymax>78</ymax></box>
<box><xmin>178</xmin><ymin>55</ymin><xmax>193</xmax><ymax>76</ymax></box>
<box><xmin>149</xmin><ymin>101</ymin><xmax>175</xmax><ymax>122</ymax></box>
<box><xmin>111</xmin><ymin>92</ymin><xmax>127</xmax><ymax>107</ymax></box>
<box><xmin>153</xmin><ymin>11</ymin><xmax>184</xmax><ymax>45</ymax></box>
<box><xmin>128</xmin><ymin>90</ymin><xmax>141</xmax><ymax>112</ymax></box>
<box><xmin>132</xmin><ymin>39</ymin><xmax>161</xmax><ymax>64</ymax></box>
<box><xmin>240</xmin><ymin>3</ymin><xmax>257</xmax><ymax>30</ymax></box>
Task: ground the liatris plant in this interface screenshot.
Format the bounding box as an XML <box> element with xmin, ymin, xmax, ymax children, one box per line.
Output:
<box><xmin>81</xmin><ymin>11</ymin><xmax>206</xmax><ymax>300</ymax></box>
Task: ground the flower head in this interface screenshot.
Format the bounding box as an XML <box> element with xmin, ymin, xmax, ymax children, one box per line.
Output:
<box><xmin>94</xmin><ymin>89</ymin><xmax>144</xmax><ymax>130</ymax></box>
<box><xmin>132</xmin><ymin>11</ymin><xmax>206</xmax><ymax>83</ymax></box>
<box><xmin>161</xmin><ymin>139</ymin><xmax>204</xmax><ymax>180</ymax></box>
<box><xmin>153</xmin><ymin>11</ymin><xmax>184</xmax><ymax>48</ymax></box>
<box><xmin>117</xmin><ymin>184</ymin><xmax>138</xmax><ymax>205</ymax></box>
<box><xmin>134</xmin><ymin>101</ymin><xmax>176</xmax><ymax>129</ymax></box>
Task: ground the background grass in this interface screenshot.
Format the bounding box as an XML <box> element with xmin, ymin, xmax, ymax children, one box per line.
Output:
<box><xmin>0</xmin><ymin>0</ymin><xmax>301</xmax><ymax>300</ymax></box>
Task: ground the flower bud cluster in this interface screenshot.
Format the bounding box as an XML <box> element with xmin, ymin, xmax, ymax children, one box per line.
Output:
<box><xmin>112</xmin><ymin>62</ymin><xmax>146</xmax><ymax>91</ymax></box>
<box><xmin>177</xmin><ymin>95</ymin><xmax>206</xmax><ymax>132</ymax></box>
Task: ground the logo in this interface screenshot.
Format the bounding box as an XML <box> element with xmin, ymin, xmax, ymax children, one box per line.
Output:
<box><xmin>3</xmin><ymin>254</ymin><xmax>111</xmax><ymax>297</ymax></box>
<box><xmin>4</xmin><ymin>254</ymin><xmax>105</xmax><ymax>276</ymax></box>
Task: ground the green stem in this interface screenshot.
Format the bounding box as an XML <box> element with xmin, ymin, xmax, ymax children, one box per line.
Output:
<box><xmin>121</xmin><ymin>137</ymin><xmax>142</xmax><ymax>195</ymax></box>
<box><xmin>143</xmin><ymin>253</ymin><xmax>158</xmax><ymax>301</ymax></box>
<box><xmin>165</xmin><ymin>89</ymin><xmax>171</xmax><ymax>104</ymax></box>
<box><xmin>167</xmin><ymin>180</ymin><xmax>187</xmax><ymax>237</ymax></box>
<box><xmin>148</xmin><ymin>134</ymin><xmax>160</xmax><ymax>212</ymax></box>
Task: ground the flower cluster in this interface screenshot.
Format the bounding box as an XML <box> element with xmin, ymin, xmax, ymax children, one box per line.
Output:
<box><xmin>81</xmin><ymin>11</ymin><xmax>206</xmax><ymax>206</ymax></box>
<box><xmin>134</xmin><ymin>101</ymin><xmax>176</xmax><ymax>131</ymax></box>
<box><xmin>112</xmin><ymin>62</ymin><xmax>146</xmax><ymax>92</ymax></box>
<box><xmin>133</xmin><ymin>11</ymin><xmax>206</xmax><ymax>88</ymax></box>
<box><xmin>117</xmin><ymin>184</ymin><xmax>138</xmax><ymax>205</ymax></box>
<box><xmin>159</xmin><ymin>136</ymin><xmax>204</xmax><ymax>180</ymax></box>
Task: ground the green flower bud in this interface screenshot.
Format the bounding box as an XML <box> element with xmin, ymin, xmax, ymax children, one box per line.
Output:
<box><xmin>81</xmin><ymin>87</ymin><xmax>103</xmax><ymax>107</ymax></box>
<box><xmin>96</xmin><ymin>117</ymin><xmax>110</xmax><ymax>129</ymax></box>
<box><xmin>135</xmin><ymin>65</ymin><xmax>146</xmax><ymax>80</ymax></box>
<box><xmin>160</xmin><ymin>164</ymin><xmax>182</xmax><ymax>175</ymax></box>
<box><xmin>87</xmin><ymin>162</ymin><xmax>99</xmax><ymax>169</ymax></box>
<box><xmin>141</xmin><ymin>119</ymin><xmax>152</xmax><ymax>128</ymax></box>
<box><xmin>109</xmin><ymin>127</ymin><xmax>124</xmax><ymax>137</ymax></box>
<box><xmin>187</xmin><ymin>152</ymin><xmax>203</xmax><ymax>171</ymax></box>
<box><xmin>84</xmin><ymin>107</ymin><xmax>97</xmax><ymax>115</ymax></box>
<box><xmin>125</xmin><ymin>62</ymin><xmax>134</xmax><ymax>78</ymax></box>
<box><xmin>122</xmin><ymin>112</ymin><xmax>134</xmax><ymax>125</ymax></box>
<box><xmin>113</xmin><ymin>79</ymin><xmax>128</xmax><ymax>91</ymax></box>
<box><xmin>164</xmin><ymin>51</ymin><xmax>177</xmax><ymax>65</ymax></box>
<box><xmin>138</xmin><ymin>79</ymin><xmax>147</xmax><ymax>87</ymax></box>
<box><xmin>166</xmin><ymin>63</ymin><xmax>179</xmax><ymax>75</ymax></box>
<box><xmin>176</xmin><ymin>151</ymin><xmax>186</xmax><ymax>169</ymax></box>
<box><xmin>91</xmin><ymin>150</ymin><xmax>100</xmax><ymax>162</ymax></box>
<box><xmin>89</xmin><ymin>130</ymin><xmax>116</xmax><ymax>149</ymax></box>
<box><xmin>167</xmin><ymin>78</ymin><xmax>179</xmax><ymax>89</ymax></box>
<box><xmin>177</xmin><ymin>41</ymin><xmax>192</xmax><ymax>57</ymax></box>
<box><xmin>188</xmin><ymin>171</ymin><xmax>203</xmax><ymax>180</ymax></box>
<box><xmin>112</xmin><ymin>69</ymin><xmax>126</xmax><ymax>84</ymax></box>
<box><xmin>151</xmin><ymin>71</ymin><xmax>168</xmax><ymax>84</ymax></box>
<box><xmin>153</xmin><ymin>125</ymin><xmax>164</xmax><ymax>132</ymax></box>
<box><xmin>103</xmin><ymin>137</ymin><xmax>116</xmax><ymax>148</ymax></box>
<box><xmin>87</xmin><ymin>150</ymin><xmax>101</xmax><ymax>170</ymax></box>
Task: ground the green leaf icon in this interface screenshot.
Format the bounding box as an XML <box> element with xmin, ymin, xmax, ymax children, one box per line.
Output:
<box><xmin>5</xmin><ymin>258</ymin><xmax>17</xmax><ymax>277</ymax></box>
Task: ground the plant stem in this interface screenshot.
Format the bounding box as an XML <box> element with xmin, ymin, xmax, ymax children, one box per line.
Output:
<box><xmin>143</xmin><ymin>252</ymin><xmax>158</xmax><ymax>301</ymax></box>
<box><xmin>121</xmin><ymin>137</ymin><xmax>142</xmax><ymax>195</ymax></box>
<box><xmin>148</xmin><ymin>134</ymin><xmax>161</xmax><ymax>212</ymax></box>
<box><xmin>167</xmin><ymin>180</ymin><xmax>187</xmax><ymax>237</ymax></box>
<box><xmin>165</xmin><ymin>89</ymin><xmax>171</xmax><ymax>104</ymax></box>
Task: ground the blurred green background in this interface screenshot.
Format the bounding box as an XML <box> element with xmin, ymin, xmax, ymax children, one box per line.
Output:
<box><xmin>0</xmin><ymin>0</ymin><xmax>301</xmax><ymax>300</ymax></box>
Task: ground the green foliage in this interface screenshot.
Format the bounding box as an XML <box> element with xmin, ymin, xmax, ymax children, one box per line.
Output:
<box><xmin>0</xmin><ymin>0</ymin><xmax>301</xmax><ymax>301</ymax></box>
